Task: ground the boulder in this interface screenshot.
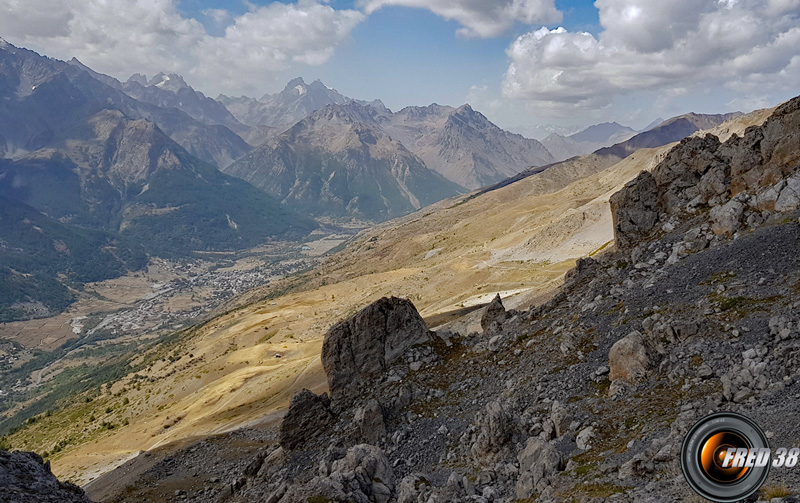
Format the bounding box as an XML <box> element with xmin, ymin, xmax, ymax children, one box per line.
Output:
<box><xmin>608</xmin><ymin>331</ymin><xmax>660</xmax><ymax>384</ymax></box>
<box><xmin>354</xmin><ymin>399</ymin><xmax>386</xmax><ymax>444</ymax></box>
<box><xmin>481</xmin><ymin>294</ymin><xmax>508</xmax><ymax>332</ymax></box>
<box><xmin>610</xmin><ymin>171</ymin><xmax>659</xmax><ymax>249</ymax></box>
<box><xmin>279</xmin><ymin>389</ymin><xmax>333</xmax><ymax>450</ymax></box>
<box><xmin>515</xmin><ymin>438</ymin><xmax>564</xmax><ymax>499</ymax></box>
<box><xmin>322</xmin><ymin>297</ymin><xmax>432</xmax><ymax>404</ymax></box>
<box><xmin>550</xmin><ymin>401</ymin><xmax>571</xmax><ymax>438</ymax></box>
<box><xmin>0</xmin><ymin>450</ymin><xmax>92</xmax><ymax>503</ymax></box>
<box><xmin>710</xmin><ymin>199</ymin><xmax>745</xmax><ymax>236</ymax></box>
<box><xmin>471</xmin><ymin>399</ymin><xmax>513</xmax><ymax>459</ymax></box>
<box><xmin>330</xmin><ymin>444</ymin><xmax>395</xmax><ymax>503</ymax></box>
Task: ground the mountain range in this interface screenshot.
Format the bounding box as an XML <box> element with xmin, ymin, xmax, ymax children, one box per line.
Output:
<box><xmin>223</xmin><ymin>103</ymin><xmax>463</xmax><ymax>221</ymax></box>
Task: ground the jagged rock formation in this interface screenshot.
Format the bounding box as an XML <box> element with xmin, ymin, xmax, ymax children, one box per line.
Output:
<box><xmin>611</xmin><ymin>96</ymin><xmax>800</xmax><ymax>249</ymax></box>
<box><xmin>278</xmin><ymin>390</ymin><xmax>333</xmax><ymax>450</ymax></box>
<box><xmin>321</xmin><ymin>296</ymin><xmax>432</xmax><ymax>404</ymax></box>
<box><xmin>480</xmin><ymin>294</ymin><xmax>508</xmax><ymax>332</ymax></box>
<box><xmin>0</xmin><ymin>450</ymin><xmax>92</xmax><ymax>503</ymax></box>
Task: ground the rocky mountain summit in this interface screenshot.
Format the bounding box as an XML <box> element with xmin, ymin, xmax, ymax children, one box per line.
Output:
<box><xmin>381</xmin><ymin>104</ymin><xmax>554</xmax><ymax>189</ymax></box>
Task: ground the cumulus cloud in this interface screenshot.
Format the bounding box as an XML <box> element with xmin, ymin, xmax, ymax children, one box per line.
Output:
<box><xmin>0</xmin><ymin>0</ymin><xmax>365</xmax><ymax>96</ymax></box>
<box><xmin>356</xmin><ymin>0</ymin><xmax>562</xmax><ymax>37</ymax></box>
<box><xmin>503</xmin><ymin>0</ymin><xmax>800</xmax><ymax>112</ymax></box>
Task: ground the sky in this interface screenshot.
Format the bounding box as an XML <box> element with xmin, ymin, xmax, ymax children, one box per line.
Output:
<box><xmin>1</xmin><ymin>0</ymin><xmax>799</xmax><ymax>132</ymax></box>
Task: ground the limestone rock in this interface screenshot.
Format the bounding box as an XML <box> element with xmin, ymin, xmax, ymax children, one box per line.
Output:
<box><xmin>330</xmin><ymin>444</ymin><xmax>396</xmax><ymax>503</ymax></box>
<box><xmin>471</xmin><ymin>399</ymin><xmax>513</xmax><ymax>459</ymax></box>
<box><xmin>279</xmin><ymin>389</ymin><xmax>333</xmax><ymax>450</ymax></box>
<box><xmin>481</xmin><ymin>294</ymin><xmax>508</xmax><ymax>332</ymax></box>
<box><xmin>550</xmin><ymin>401</ymin><xmax>572</xmax><ymax>438</ymax></box>
<box><xmin>322</xmin><ymin>297</ymin><xmax>432</xmax><ymax>403</ymax></box>
<box><xmin>0</xmin><ymin>450</ymin><xmax>91</xmax><ymax>503</ymax></box>
<box><xmin>710</xmin><ymin>199</ymin><xmax>745</xmax><ymax>236</ymax></box>
<box><xmin>608</xmin><ymin>331</ymin><xmax>660</xmax><ymax>384</ymax></box>
<box><xmin>515</xmin><ymin>438</ymin><xmax>564</xmax><ymax>499</ymax></box>
<box><xmin>563</xmin><ymin>257</ymin><xmax>600</xmax><ymax>289</ymax></box>
<box><xmin>610</xmin><ymin>171</ymin><xmax>659</xmax><ymax>249</ymax></box>
<box><xmin>354</xmin><ymin>399</ymin><xmax>386</xmax><ymax>444</ymax></box>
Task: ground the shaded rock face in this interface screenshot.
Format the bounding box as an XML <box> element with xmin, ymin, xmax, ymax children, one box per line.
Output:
<box><xmin>563</xmin><ymin>256</ymin><xmax>601</xmax><ymax>289</ymax></box>
<box><xmin>0</xmin><ymin>450</ymin><xmax>92</xmax><ymax>503</ymax></box>
<box><xmin>610</xmin><ymin>171</ymin><xmax>658</xmax><ymax>250</ymax></box>
<box><xmin>278</xmin><ymin>389</ymin><xmax>333</xmax><ymax>450</ymax></box>
<box><xmin>322</xmin><ymin>297</ymin><xmax>432</xmax><ymax>404</ymax></box>
<box><xmin>610</xmin><ymin>96</ymin><xmax>800</xmax><ymax>248</ymax></box>
<box><xmin>480</xmin><ymin>294</ymin><xmax>508</xmax><ymax>332</ymax></box>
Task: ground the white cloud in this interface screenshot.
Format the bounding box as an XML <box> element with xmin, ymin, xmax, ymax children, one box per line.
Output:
<box><xmin>0</xmin><ymin>0</ymin><xmax>365</xmax><ymax>96</ymax></box>
<box><xmin>503</xmin><ymin>0</ymin><xmax>800</xmax><ymax>113</ymax></box>
<box><xmin>356</xmin><ymin>0</ymin><xmax>562</xmax><ymax>37</ymax></box>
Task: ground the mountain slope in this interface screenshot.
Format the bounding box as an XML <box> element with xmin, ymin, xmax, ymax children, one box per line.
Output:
<box><xmin>381</xmin><ymin>104</ymin><xmax>554</xmax><ymax>189</ymax></box>
<box><xmin>596</xmin><ymin>111</ymin><xmax>742</xmax><ymax>158</ymax></box>
<box><xmin>0</xmin><ymin>109</ymin><xmax>316</xmax><ymax>257</ymax></box>
<box><xmin>0</xmin><ymin>196</ymin><xmax>147</xmax><ymax>321</ymax></box>
<box><xmin>0</xmin><ymin>42</ymin><xmax>250</xmax><ymax>168</ymax></box>
<box><xmin>223</xmin><ymin>103</ymin><xmax>462</xmax><ymax>222</ymax></box>
<box><xmin>542</xmin><ymin>122</ymin><xmax>638</xmax><ymax>162</ymax></box>
<box><xmin>119</xmin><ymin>72</ymin><xmax>248</xmax><ymax>134</ymax></box>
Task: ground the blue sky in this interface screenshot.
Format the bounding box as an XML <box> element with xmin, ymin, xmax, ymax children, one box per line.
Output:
<box><xmin>2</xmin><ymin>0</ymin><xmax>798</xmax><ymax>132</ymax></box>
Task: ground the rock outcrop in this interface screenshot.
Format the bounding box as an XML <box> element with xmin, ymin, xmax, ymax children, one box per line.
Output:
<box><xmin>480</xmin><ymin>294</ymin><xmax>509</xmax><ymax>332</ymax></box>
<box><xmin>322</xmin><ymin>297</ymin><xmax>432</xmax><ymax>404</ymax></box>
<box><xmin>611</xmin><ymin>96</ymin><xmax>800</xmax><ymax>248</ymax></box>
<box><xmin>278</xmin><ymin>389</ymin><xmax>333</xmax><ymax>450</ymax></box>
<box><xmin>0</xmin><ymin>450</ymin><xmax>92</xmax><ymax>503</ymax></box>
<box><xmin>515</xmin><ymin>438</ymin><xmax>564</xmax><ymax>499</ymax></box>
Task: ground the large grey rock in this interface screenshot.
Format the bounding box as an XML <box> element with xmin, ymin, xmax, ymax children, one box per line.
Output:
<box><xmin>354</xmin><ymin>399</ymin><xmax>386</xmax><ymax>444</ymax></box>
<box><xmin>330</xmin><ymin>444</ymin><xmax>396</xmax><ymax>503</ymax></box>
<box><xmin>710</xmin><ymin>199</ymin><xmax>745</xmax><ymax>236</ymax></box>
<box><xmin>471</xmin><ymin>399</ymin><xmax>514</xmax><ymax>459</ymax></box>
<box><xmin>322</xmin><ymin>297</ymin><xmax>432</xmax><ymax>404</ymax></box>
<box><xmin>481</xmin><ymin>294</ymin><xmax>509</xmax><ymax>332</ymax></box>
<box><xmin>608</xmin><ymin>331</ymin><xmax>660</xmax><ymax>384</ymax></box>
<box><xmin>0</xmin><ymin>450</ymin><xmax>92</xmax><ymax>503</ymax></box>
<box><xmin>515</xmin><ymin>438</ymin><xmax>564</xmax><ymax>499</ymax></box>
<box><xmin>550</xmin><ymin>401</ymin><xmax>572</xmax><ymax>438</ymax></box>
<box><xmin>279</xmin><ymin>389</ymin><xmax>333</xmax><ymax>450</ymax></box>
<box><xmin>610</xmin><ymin>171</ymin><xmax>659</xmax><ymax>249</ymax></box>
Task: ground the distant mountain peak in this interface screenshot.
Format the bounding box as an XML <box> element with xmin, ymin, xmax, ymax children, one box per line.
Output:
<box><xmin>126</xmin><ymin>73</ymin><xmax>148</xmax><ymax>85</ymax></box>
<box><xmin>147</xmin><ymin>72</ymin><xmax>189</xmax><ymax>91</ymax></box>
